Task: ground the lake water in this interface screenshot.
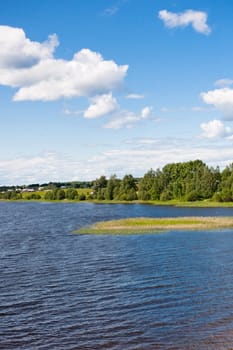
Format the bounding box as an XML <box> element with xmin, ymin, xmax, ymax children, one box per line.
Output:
<box><xmin>1</xmin><ymin>202</ymin><xmax>233</xmax><ymax>349</ymax></box>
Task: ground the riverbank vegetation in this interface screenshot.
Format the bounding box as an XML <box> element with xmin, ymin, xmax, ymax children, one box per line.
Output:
<box><xmin>76</xmin><ymin>216</ymin><xmax>233</xmax><ymax>235</ymax></box>
<box><xmin>1</xmin><ymin>159</ymin><xmax>233</xmax><ymax>204</ymax></box>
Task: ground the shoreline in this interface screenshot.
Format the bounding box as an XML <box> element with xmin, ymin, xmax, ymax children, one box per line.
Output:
<box><xmin>2</xmin><ymin>199</ymin><xmax>233</xmax><ymax>207</ymax></box>
<box><xmin>75</xmin><ymin>216</ymin><xmax>233</xmax><ymax>235</ymax></box>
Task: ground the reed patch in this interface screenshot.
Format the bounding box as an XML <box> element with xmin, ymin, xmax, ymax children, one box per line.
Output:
<box><xmin>75</xmin><ymin>216</ymin><xmax>233</xmax><ymax>235</ymax></box>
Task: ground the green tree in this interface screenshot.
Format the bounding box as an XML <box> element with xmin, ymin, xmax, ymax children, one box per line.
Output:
<box><xmin>56</xmin><ymin>189</ymin><xmax>66</xmax><ymax>200</ymax></box>
<box><xmin>92</xmin><ymin>176</ymin><xmax>108</xmax><ymax>199</ymax></box>
<box><xmin>25</xmin><ymin>193</ymin><xmax>41</xmax><ymax>200</ymax></box>
<box><xmin>105</xmin><ymin>175</ymin><xmax>120</xmax><ymax>200</ymax></box>
<box><xmin>44</xmin><ymin>190</ymin><xmax>55</xmax><ymax>200</ymax></box>
<box><xmin>3</xmin><ymin>191</ymin><xmax>22</xmax><ymax>200</ymax></box>
<box><xmin>66</xmin><ymin>188</ymin><xmax>78</xmax><ymax>200</ymax></box>
<box><xmin>138</xmin><ymin>169</ymin><xmax>162</xmax><ymax>200</ymax></box>
<box><xmin>117</xmin><ymin>174</ymin><xmax>137</xmax><ymax>201</ymax></box>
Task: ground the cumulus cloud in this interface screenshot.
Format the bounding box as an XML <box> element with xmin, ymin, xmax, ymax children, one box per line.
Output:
<box><xmin>158</xmin><ymin>9</ymin><xmax>211</xmax><ymax>35</ymax></box>
<box><xmin>0</xmin><ymin>25</ymin><xmax>58</xmax><ymax>69</ymax></box>
<box><xmin>200</xmin><ymin>119</ymin><xmax>232</xmax><ymax>139</ymax></box>
<box><xmin>104</xmin><ymin>106</ymin><xmax>153</xmax><ymax>129</ymax></box>
<box><xmin>201</xmin><ymin>88</ymin><xmax>233</xmax><ymax>119</ymax></box>
<box><xmin>84</xmin><ymin>93</ymin><xmax>118</xmax><ymax>118</ymax></box>
<box><xmin>0</xmin><ymin>25</ymin><xmax>128</xmax><ymax>101</ymax></box>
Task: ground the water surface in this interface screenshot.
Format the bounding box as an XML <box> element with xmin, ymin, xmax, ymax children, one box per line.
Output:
<box><xmin>1</xmin><ymin>202</ymin><xmax>233</xmax><ymax>349</ymax></box>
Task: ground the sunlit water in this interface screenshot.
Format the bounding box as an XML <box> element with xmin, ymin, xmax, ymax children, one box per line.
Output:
<box><xmin>1</xmin><ymin>202</ymin><xmax>233</xmax><ymax>349</ymax></box>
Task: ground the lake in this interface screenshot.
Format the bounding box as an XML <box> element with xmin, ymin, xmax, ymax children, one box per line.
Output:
<box><xmin>1</xmin><ymin>202</ymin><xmax>233</xmax><ymax>349</ymax></box>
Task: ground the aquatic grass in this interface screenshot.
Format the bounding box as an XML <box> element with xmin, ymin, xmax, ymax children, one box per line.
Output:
<box><xmin>75</xmin><ymin>216</ymin><xmax>233</xmax><ymax>235</ymax></box>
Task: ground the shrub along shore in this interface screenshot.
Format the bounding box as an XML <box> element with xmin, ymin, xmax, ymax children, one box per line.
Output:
<box><xmin>76</xmin><ymin>217</ymin><xmax>233</xmax><ymax>235</ymax></box>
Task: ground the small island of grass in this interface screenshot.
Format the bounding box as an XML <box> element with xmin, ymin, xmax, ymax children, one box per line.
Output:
<box><xmin>76</xmin><ymin>216</ymin><xmax>233</xmax><ymax>235</ymax></box>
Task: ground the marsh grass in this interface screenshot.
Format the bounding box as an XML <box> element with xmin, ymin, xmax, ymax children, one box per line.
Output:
<box><xmin>76</xmin><ymin>216</ymin><xmax>233</xmax><ymax>235</ymax></box>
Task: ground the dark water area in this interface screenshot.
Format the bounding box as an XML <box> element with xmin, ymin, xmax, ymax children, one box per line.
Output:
<box><xmin>1</xmin><ymin>202</ymin><xmax>233</xmax><ymax>349</ymax></box>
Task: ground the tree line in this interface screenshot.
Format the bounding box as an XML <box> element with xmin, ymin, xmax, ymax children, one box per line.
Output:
<box><xmin>86</xmin><ymin>160</ymin><xmax>233</xmax><ymax>202</ymax></box>
<box><xmin>1</xmin><ymin>160</ymin><xmax>233</xmax><ymax>202</ymax></box>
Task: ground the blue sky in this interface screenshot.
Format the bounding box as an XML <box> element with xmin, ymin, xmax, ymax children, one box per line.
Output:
<box><xmin>1</xmin><ymin>0</ymin><xmax>233</xmax><ymax>185</ymax></box>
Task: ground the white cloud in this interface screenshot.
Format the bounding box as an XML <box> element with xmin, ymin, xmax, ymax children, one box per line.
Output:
<box><xmin>126</xmin><ymin>94</ymin><xmax>144</xmax><ymax>99</ymax></box>
<box><xmin>104</xmin><ymin>111</ymin><xmax>140</xmax><ymax>129</ymax></box>
<box><xmin>0</xmin><ymin>26</ymin><xmax>128</xmax><ymax>101</ymax></box>
<box><xmin>160</xmin><ymin>106</ymin><xmax>214</xmax><ymax>113</ymax></box>
<box><xmin>0</xmin><ymin>152</ymin><xmax>81</xmax><ymax>185</ymax></box>
<box><xmin>0</xmin><ymin>25</ymin><xmax>58</xmax><ymax>69</ymax></box>
<box><xmin>1</xmin><ymin>139</ymin><xmax>233</xmax><ymax>185</ymax></box>
<box><xmin>200</xmin><ymin>119</ymin><xmax>232</xmax><ymax>139</ymax></box>
<box><xmin>63</xmin><ymin>99</ymin><xmax>152</xmax><ymax>122</ymax></box>
<box><xmin>214</xmin><ymin>79</ymin><xmax>233</xmax><ymax>88</ymax></box>
<box><xmin>104</xmin><ymin>106</ymin><xmax>153</xmax><ymax>129</ymax></box>
<box><xmin>158</xmin><ymin>9</ymin><xmax>211</xmax><ymax>35</ymax></box>
<box><xmin>141</xmin><ymin>106</ymin><xmax>152</xmax><ymax>119</ymax></box>
<box><xmin>92</xmin><ymin>140</ymin><xmax>233</xmax><ymax>177</ymax></box>
<box><xmin>84</xmin><ymin>93</ymin><xmax>118</xmax><ymax>118</ymax></box>
<box><xmin>201</xmin><ymin>88</ymin><xmax>233</xmax><ymax>119</ymax></box>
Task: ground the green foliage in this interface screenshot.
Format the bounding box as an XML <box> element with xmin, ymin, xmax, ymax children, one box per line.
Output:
<box><xmin>44</xmin><ymin>190</ymin><xmax>55</xmax><ymax>200</ymax></box>
<box><xmin>66</xmin><ymin>188</ymin><xmax>78</xmax><ymax>200</ymax></box>
<box><xmin>93</xmin><ymin>176</ymin><xmax>107</xmax><ymax>192</ymax></box>
<box><xmin>138</xmin><ymin>160</ymin><xmax>220</xmax><ymax>202</ymax></box>
<box><xmin>138</xmin><ymin>169</ymin><xmax>161</xmax><ymax>200</ymax></box>
<box><xmin>116</xmin><ymin>174</ymin><xmax>137</xmax><ymax>201</ymax></box>
<box><xmin>79</xmin><ymin>193</ymin><xmax>86</xmax><ymax>200</ymax></box>
<box><xmin>105</xmin><ymin>175</ymin><xmax>120</xmax><ymax>200</ymax></box>
<box><xmin>25</xmin><ymin>193</ymin><xmax>41</xmax><ymax>200</ymax></box>
<box><xmin>43</xmin><ymin>188</ymin><xmax>80</xmax><ymax>201</ymax></box>
<box><xmin>212</xmin><ymin>192</ymin><xmax>222</xmax><ymax>202</ymax></box>
<box><xmin>160</xmin><ymin>189</ymin><xmax>173</xmax><ymax>201</ymax></box>
<box><xmin>56</xmin><ymin>189</ymin><xmax>66</xmax><ymax>200</ymax></box>
<box><xmin>185</xmin><ymin>190</ymin><xmax>202</xmax><ymax>202</ymax></box>
<box><xmin>1</xmin><ymin>191</ymin><xmax>22</xmax><ymax>200</ymax></box>
<box><xmin>1</xmin><ymin>159</ymin><xmax>233</xmax><ymax>203</ymax></box>
<box><xmin>217</xmin><ymin>189</ymin><xmax>232</xmax><ymax>202</ymax></box>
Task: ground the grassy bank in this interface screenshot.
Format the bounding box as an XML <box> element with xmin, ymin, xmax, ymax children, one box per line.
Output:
<box><xmin>2</xmin><ymin>195</ymin><xmax>233</xmax><ymax>207</ymax></box>
<box><xmin>75</xmin><ymin>216</ymin><xmax>233</xmax><ymax>235</ymax></box>
<box><xmin>83</xmin><ymin>199</ymin><xmax>233</xmax><ymax>207</ymax></box>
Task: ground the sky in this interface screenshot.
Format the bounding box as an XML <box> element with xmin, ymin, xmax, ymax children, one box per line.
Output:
<box><xmin>1</xmin><ymin>0</ymin><xmax>233</xmax><ymax>185</ymax></box>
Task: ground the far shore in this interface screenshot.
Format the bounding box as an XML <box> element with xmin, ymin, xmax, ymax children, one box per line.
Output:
<box><xmin>75</xmin><ymin>216</ymin><xmax>233</xmax><ymax>235</ymax></box>
<box><xmin>2</xmin><ymin>198</ymin><xmax>233</xmax><ymax>208</ymax></box>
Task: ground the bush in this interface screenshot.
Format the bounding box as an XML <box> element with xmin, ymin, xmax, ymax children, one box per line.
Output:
<box><xmin>66</xmin><ymin>189</ymin><xmax>78</xmax><ymax>200</ymax></box>
<box><xmin>160</xmin><ymin>190</ymin><xmax>173</xmax><ymax>201</ymax></box>
<box><xmin>185</xmin><ymin>190</ymin><xmax>202</xmax><ymax>202</ymax></box>
<box><xmin>44</xmin><ymin>191</ymin><xmax>55</xmax><ymax>200</ymax></box>
<box><xmin>56</xmin><ymin>189</ymin><xmax>66</xmax><ymax>200</ymax></box>
<box><xmin>219</xmin><ymin>189</ymin><xmax>232</xmax><ymax>202</ymax></box>
<box><xmin>79</xmin><ymin>193</ymin><xmax>86</xmax><ymax>201</ymax></box>
<box><xmin>212</xmin><ymin>192</ymin><xmax>223</xmax><ymax>202</ymax></box>
<box><xmin>25</xmin><ymin>193</ymin><xmax>41</xmax><ymax>200</ymax></box>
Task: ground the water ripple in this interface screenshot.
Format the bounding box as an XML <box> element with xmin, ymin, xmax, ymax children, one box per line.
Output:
<box><xmin>1</xmin><ymin>202</ymin><xmax>233</xmax><ymax>349</ymax></box>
